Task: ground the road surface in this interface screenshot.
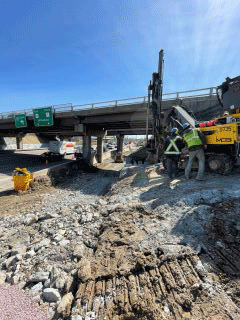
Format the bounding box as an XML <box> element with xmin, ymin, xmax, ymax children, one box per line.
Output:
<box><xmin>0</xmin><ymin>150</ymin><xmax>70</xmax><ymax>193</ymax></box>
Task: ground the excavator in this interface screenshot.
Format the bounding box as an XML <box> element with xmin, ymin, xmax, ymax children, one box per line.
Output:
<box><xmin>148</xmin><ymin>50</ymin><xmax>240</xmax><ymax>174</ymax></box>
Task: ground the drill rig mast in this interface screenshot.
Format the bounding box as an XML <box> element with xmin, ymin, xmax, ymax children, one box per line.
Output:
<box><xmin>148</xmin><ymin>49</ymin><xmax>164</xmax><ymax>157</ymax></box>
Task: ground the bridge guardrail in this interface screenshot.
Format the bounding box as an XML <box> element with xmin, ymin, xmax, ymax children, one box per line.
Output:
<box><xmin>0</xmin><ymin>87</ymin><xmax>217</xmax><ymax>120</ymax></box>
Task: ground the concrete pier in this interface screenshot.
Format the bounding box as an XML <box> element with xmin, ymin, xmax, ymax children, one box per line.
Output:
<box><xmin>82</xmin><ymin>136</ymin><xmax>92</xmax><ymax>164</ymax></box>
<box><xmin>96</xmin><ymin>137</ymin><xmax>103</xmax><ymax>163</ymax></box>
<box><xmin>115</xmin><ymin>134</ymin><xmax>124</xmax><ymax>163</ymax></box>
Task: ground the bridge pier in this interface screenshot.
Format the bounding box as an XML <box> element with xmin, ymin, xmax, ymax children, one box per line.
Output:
<box><xmin>82</xmin><ymin>135</ymin><xmax>92</xmax><ymax>165</ymax></box>
<box><xmin>115</xmin><ymin>134</ymin><xmax>124</xmax><ymax>163</ymax></box>
<box><xmin>96</xmin><ymin>137</ymin><xmax>103</xmax><ymax>163</ymax></box>
<box><xmin>0</xmin><ymin>136</ymin><xmax>5</xmax><ymax>150</ymax></box>
<box><xmin>16</xmin><ymin>134</ymin><xmax>24</xmax><ymax>150</ymax></box>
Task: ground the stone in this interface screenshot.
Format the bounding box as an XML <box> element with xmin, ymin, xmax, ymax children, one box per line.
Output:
<box><xmin>74</xmin><ymin>229</ymin><xmax>83</xmax><ymax>236</ymax></box>
<box><xmin>10</xmin><ymin>245</ymin><xmax>27</xmax><ymax>256</ymax></box>
<box><xmin>93</xmin><ymin>211</ymin><xmax>100</xmax><ymax>219</ymax></box>
<box><xmin>47</xmin><ymin>306</ymin><xmax>56</xmax><ymax>319</ymax></box>
<box><xmin>81</xmin><ymin>212</ymin><xmax>93</xmax><ymax>223</ymax></box>
<box><xmin>18</xmin><ymin>280</ymin><xmax>27</xmax><ymax>289</ymax></box>
<box><xmin>57</xmin><ymin>292</ymin><xmax>74</xmax><ymax>317</ymax></box>
<box><xmin>73</xmin><ymin>244</ymin><xmax>86</xmax><ymax>260</ymax></box>
<box><xmin>54</xmin><ymin>276</ymin><xmax>66</xmax><ymax>290</ymax></box>
<box><xmin>30</xmin><ymin>271</ymin><xmax>50</xmax><ymax>283</ymax></box>
<box><xmin>86</xmin><ymin>312</ymin><xmax>96</xmax><ymax>320</ymax></box>
<box><xmin>42</xmin><ymin>288</ymin><xmax>61</xmax><ymax>302</ymax></box>
<box><xmin>24</xmin><ymin>214</ymin><xmax>38</xmax><ymax>226</ymax></box>
<box><xmin>60</xmin><ymin>207</ymin><xmax>72</xmax><ymax>215</ymax></box>
<box><xmin>77</xmin><ymin>259</ymin><xmax>92</xmax><ymax>282</ymax></box>
<box><xmin>0</xmin><ymin>272</ymin><xmax>6</xmax><ymax>284</ymax></box>
<box><xmin>54</xmin><ymin>234</ymin><xmax>64</xmax><ymax>242</ymax></box>
<box><xmin>96</xmin><ymin>198</ymin><xmax>107</xmax><ymax>206</ymax></box>
<box><xmin>43</xmin><ymin>278</ymin><xmax>51</xmax><ymax>288</ymax></box>
<box><xmin>100</xmin><ymin>208</ymin><xmax>109</xmax><ymax>217</ymax></box>
<box><xmin>25</xmin><ymin>249</ymin><xmax>35</xmax><ymax>259</ymax></box>
<box><xmin>59</xmin><ymin>239</ymin><xmax>70</xmax><ymax>247</ymax></box>
<box><xmin>14</xmin><ymin>262</ymin><xmax>21</xmax><ymax>274</ymax></box>
<box><xmin>37</xmin><ymin>211</ymin><xmax>58</xmax><ymax>221</ymax></box>
<box><xmin>70</xmin><ymin>316</ymin><xmax>83</xmax><ymax>320</ymax></box>
<box><xmin>59</xmin><ymin>229</ymin><xmax>66</xmax><ymax>236</ymax></box>
<box><xmin>31</xmin><ymin>282</ymin><xmax>43</xmax><ymax>294</ymax></box>
<box><xmin>5</xmin><ymin>272</ymin><xmax>13</xmax><ymax>283</ymax></box>
<box><xmin>2</xmin><ymin>254</ymin><xmax>21</xmax><ymax>270</ymax></box>
<box><xmin>11</xmin><ymin>274</ymin><xmax>21</xmax><ymax>285</ymax></box>
<box><xmin>34</xmin><ymin>238</ymin><xmax>51</xmax><ymax>251</ymax></box>
<box><xmin>64</xmin><ymin>275</ymin><xmax>74</xmax><ymax>292</ymax></box>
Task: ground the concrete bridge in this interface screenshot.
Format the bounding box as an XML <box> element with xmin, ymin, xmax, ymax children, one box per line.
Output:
<box><xmin>0</xmin><ymin>86</ymin><xmax>221</xmax><ymax>163</ymax></box>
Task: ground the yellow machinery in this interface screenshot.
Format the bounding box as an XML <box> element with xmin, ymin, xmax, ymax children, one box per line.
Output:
<box><xmin>199</xmin><ymin>116</ymin><xmax>240</xmax><ymax>174</ymax></box>
<box><xmin>13</xmin><ymin>168</ymin><xmax>33</xmax><ymax>192</ymax></box>
<box><xmin>148</xmin><ymin>50</ymin><xmax>240</xmax><ymax>173</ymax></box>
<box><xmin>167</xmin><ymin>76</ymin><xmax>240</xmax><ymax>174</ymax></box>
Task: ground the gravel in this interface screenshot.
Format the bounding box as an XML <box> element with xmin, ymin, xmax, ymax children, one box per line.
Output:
<box><xmin>0</xmin><ymin>284</ymin><xmax>49</xmax><ymax>320</ymax></box>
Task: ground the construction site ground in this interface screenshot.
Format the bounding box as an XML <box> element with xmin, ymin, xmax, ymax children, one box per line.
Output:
<box><xmin>0</xmin><ymin>162</ymin><xmax>240</xmax><ymax>319</ymax></box>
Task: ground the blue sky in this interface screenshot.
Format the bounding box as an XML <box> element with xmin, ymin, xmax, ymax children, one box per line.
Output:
<box><xmin>0</xmin><ymin>0</ymin><xmax>239</xmax><ymax>113</ymax></box>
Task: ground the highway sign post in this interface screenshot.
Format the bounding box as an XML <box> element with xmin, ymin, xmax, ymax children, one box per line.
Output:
<box><xmin>15</xmin><ymin>114</ymin><xmax>27</xmax><ymax>128</ymax></box>
<box><xmin>33</xmin><ymin>107</ymin><xmax>54</xmax><ymax>126</ymax></box>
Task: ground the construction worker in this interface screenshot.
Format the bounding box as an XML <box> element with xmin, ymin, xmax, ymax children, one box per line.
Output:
<box><xmin>181</xmin><ymin>123</ymin><xmax>207</xmax><ymax>180</ymax></box>
<box><xmin>164</xmin><ymin>128</ymin><xmax>185</xmax><ymax>179</ymax></box>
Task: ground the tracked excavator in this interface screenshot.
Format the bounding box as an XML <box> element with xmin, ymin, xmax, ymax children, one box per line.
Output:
<box><xmin>148</xmin><ymin>51</ymin><xmax>240</xmax><ymax>174</ymax></box>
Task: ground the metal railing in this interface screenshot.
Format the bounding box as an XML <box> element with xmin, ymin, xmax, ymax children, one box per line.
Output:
<box><xmin>0</xmin><ymin>87</ymin><xmax>217</xmax><ymax>120</ymax></box>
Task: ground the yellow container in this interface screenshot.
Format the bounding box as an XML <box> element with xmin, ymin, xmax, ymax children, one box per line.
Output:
<box><xmin>13</xmin><ymin>168</ymin><xmax>33</xmax><ymax>192</ymax></box>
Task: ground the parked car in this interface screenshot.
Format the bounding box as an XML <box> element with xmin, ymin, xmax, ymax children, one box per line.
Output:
<box><xmin>41</xmin><ymin>152</ymin><xmax>64</xmax><ymax>163</ymax></box>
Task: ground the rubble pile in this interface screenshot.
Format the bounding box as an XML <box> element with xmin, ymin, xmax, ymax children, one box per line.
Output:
<box><xmin>0</xmin><ymin>166</ymin><xmax>240</xmax><ymax>319</ymax></box>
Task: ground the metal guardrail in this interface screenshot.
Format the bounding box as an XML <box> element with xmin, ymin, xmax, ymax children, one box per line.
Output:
<box><xmin>0</xmin><ymin>87</ymin><xmax>217</xmax><ymax>120</ymax></box>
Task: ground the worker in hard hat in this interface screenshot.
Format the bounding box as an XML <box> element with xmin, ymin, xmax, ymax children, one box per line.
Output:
<box><xmin>164</xmin><ymin>128</ymin><xmax>185</xmax><ymax>179</ymax></box>
<box><xmin>181</xmin><ymin>123</ymin><xmax>207</xmax><ymax>180</ymax></box>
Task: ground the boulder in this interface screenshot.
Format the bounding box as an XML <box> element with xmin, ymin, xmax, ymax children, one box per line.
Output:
<box><xmin>42</xmin><ymin>288</ymin><xmax>61</xmax><ymax>302</ymax></box>
<box><xmin>29</xmin><ymin>271</ymin><xmax>50</xmax><ymax>283</ymax></box>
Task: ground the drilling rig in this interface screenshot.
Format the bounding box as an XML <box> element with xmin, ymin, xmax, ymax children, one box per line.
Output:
<box><xmin>147</xmin><ymin>51</ymin><xmax>240</xmax><ymax>174</ymax></box>
<box><xmin>147</xmin><ymin>49</ymin><xmax>166</xmax><ymax>161</ymax></box>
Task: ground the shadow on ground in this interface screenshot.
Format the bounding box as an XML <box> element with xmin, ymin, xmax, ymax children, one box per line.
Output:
<box><xmin>0</xmin><ymin>150</ymin><xmax>46</xmax><ymax>177</ymax></box>
<box><xmin>50</xmin><ymin>159</ymin><xmax>119</xmax><ymax>196</ymax></box>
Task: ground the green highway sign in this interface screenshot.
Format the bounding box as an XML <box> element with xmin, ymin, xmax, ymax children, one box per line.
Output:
<box><xmin>15</xmin><ymin>114</ymin><xmax>27</xmax><ymax>128</ymax></box>
<box><xmin>33</xmin><ymin>107</ymin><xmax>54</xmax><ymax>127</ymax></box>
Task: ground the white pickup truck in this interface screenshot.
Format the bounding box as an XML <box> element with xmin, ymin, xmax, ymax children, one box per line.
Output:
<box><xmin>48</xmin><ymin>141</ymin><xmax>76</xmax><ymax>156</ymax></box>
<box><xmin>41</xmin><ymin>140</ymin><xmax>76</xmax><ymax>162</ymax></box>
